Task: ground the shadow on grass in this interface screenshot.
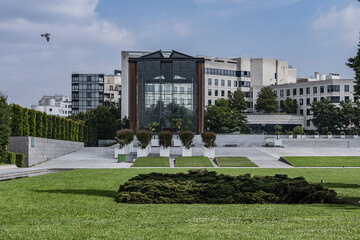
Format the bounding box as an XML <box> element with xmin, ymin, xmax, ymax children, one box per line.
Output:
<box><xmin>323</xmin><ymin>183</ymin><xmax>360</xmax><ymax>189</ymax></box>
<box><xmin>32</xmin><ymin>189</ymin><xmax>117</xmax><ymax>198</ymax></box>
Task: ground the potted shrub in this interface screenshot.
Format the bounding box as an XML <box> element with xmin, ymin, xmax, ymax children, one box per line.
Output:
<box><xmin>327</xmin><ymin>131</ymin><xmax>332</xmax><ymax>139</ymax></box>
<box><xmin>114</xmin><ymin>129</ymin><xmax>134</xmax><ymax>159</ymax></box>
<box><xmin>148</xmin><ymin>122</ymin><xmax>159</xmax><ymax>147</ymax></box>
<box><xmin>179</xmin><ymin>130</ymin><xmax>194</xmax><ymax>156</ymax></box>
<box><xmin>201</xmin><ymin>131</ymin><xmax>216</xmax><ymax>158</ymax></box>
<box><xmin>273</xmin><ymin>125</ymin><xmax>282</xmax><ymax>146</ymax></box>
<box><xmin>288</xmin><ymin>131</ymin><xmax>293</xmax><ymax>139</ymax></box>
<box><xmin>315</xmin><ymin>131</ymin><xmax>320</xmax><ymax>139</ymax></box>
<box><xmin>158</xmin><ymin>131</ymin><xmax>172</xmax><ymax>157</ymax></box>
<box><xmin>340</xmin><ymin>131</ymin><xmax>345</xmax><ymax>139</ymax></box>
<box><xmin>353</xmin><ymin>131</ymin><xmax>358</xmax><ymax>139</ymax></box>
<box><xmin>136</xmin><ymin>130</ymin><xmax>152</xmax><ymax>157</ymax></box>
<box><xmin>172</xmin><ymin>119</ymin><xmax>182</xmax><ymax>146</ymax></box>
<box><xmin>293</xmin><ymin>126</ymin><xmax>304</xmax><ymax>139</ymax></box>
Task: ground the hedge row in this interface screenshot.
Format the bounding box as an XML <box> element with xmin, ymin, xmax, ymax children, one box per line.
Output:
<box><xmin>0</xmin><ymin>151</ymin><xmax>25</xmax><ymax>167</ymax></box>
<box><xmin>10</xmin><ymin>104</ymin><xmax>96</xmax><ymax>146</ymax></box>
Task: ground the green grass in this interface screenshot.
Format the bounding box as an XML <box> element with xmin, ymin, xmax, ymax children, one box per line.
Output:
<box><xmin>282</xmin><ymin>156</ymin><xmax>360</xmax><ymax>167</ymax></box>
<box><xmin>0</xmin><ymin>169</ymin><xmax>360</xmax><ymax>239</ymax></box>
<box><xmin>132</xmin><ymin>157</ymin><xmax>170</xmax><ymax>167</ymax></box>
<box><xmin>175</xmin><ymin>157</ymin><xmax>213</xmax><ymax>167</ymax></box>
<box><xmin>216</xmin><ymin>157</ymin><xmax>258</xmax><ymax>167</ymax></box>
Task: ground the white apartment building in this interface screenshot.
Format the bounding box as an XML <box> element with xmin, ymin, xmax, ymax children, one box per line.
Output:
<box><xmin>272</xmin><ymin>73</ymin><xmax>355</xmax><ymax>130</ymax></box>
<box><xmin>104</xmin><ymin>72</ymin><xmax>122</xmax><ymax>103</ymax></box>
<box><xmin>31</xmin><ymin>95</ymin><xmax>72</xmax><ymax>117</ymax></box>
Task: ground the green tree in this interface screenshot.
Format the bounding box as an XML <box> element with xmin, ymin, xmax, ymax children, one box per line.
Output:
<box><xmin>310</xmin><ymin>98</ymin><xmax>339</xmax><ymax>134</ymax></box>
<box><xmin>338</xmin><ymin>100</ymin><xmax>354</xmax><ymax>131</ymax></box>
<box><xmin>28</xmin><ymin>109</ymin><xmax>36</xmax><ymax>137</ymax></box>
<box><xmin>255</xmin><ymin>86</ymin><xmax>278</xmax><ymax>113</ymax></box>
<box><xmin>347</xmin><ymin>36</ymin><xmax>360</xmax><ymax>96</ymax></box>
<box><xmin>86</xmin><ymin>106</ymin><xmax>116</xmax><ymax>140</ymax></box>
<box><xmin>280</xmin><ymin>97</ymin><xmax>298</xmax><ymax>114</ymax></box>
<box><xmin>228</xmin><ymin>89</ymin><xmax>247</xmax><ymax>112</ymax></box>
<box><xmin>10</xmin><ymin>104</ymin><xmax>22</xmax><ymax>136</ymax></box>
<box><xmin>0</xmin><ymin>93</ymin><xmax>12</xmax><ymax>163</ymax></box>
<box><xmin>22</xmin><ymin>108</ymin><xmax>30</xmax><ymax>136</ymax></box>
<box><xmin>35</xmin><ymin>111</ymin><xmax>43</xmax><ymax>137</ymax></box>
<box><xmin>205</xmin><ymin>99</ymin><xmax>248</xmax><ymax>132</ymax></box>
<box><xmin>103</xmin><ymin>101</ymin><xmax>122</xmax><ymax>130</ymax></box>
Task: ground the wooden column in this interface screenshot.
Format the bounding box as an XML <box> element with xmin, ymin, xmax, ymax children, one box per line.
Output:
<box><xmin>197</xmin><ymin>62</ymin><xmax>204</xmax><ymax>134</ymax></box>
<box><xmin>129</xmin><ymin>62</ymin><xmax>136</xmax><ymax>131</ymax></box>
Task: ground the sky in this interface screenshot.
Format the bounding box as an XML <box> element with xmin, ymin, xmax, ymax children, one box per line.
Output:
<box><xmin>0</xmin><ymin>0</ymin><xmax>359</xmax><ymax>108</ymax></box>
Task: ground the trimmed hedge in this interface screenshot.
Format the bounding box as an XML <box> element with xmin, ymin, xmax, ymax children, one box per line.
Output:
<box><xmin>115</xmin><ymin>129</ymin><xmax>134</xmax><ymax>149</ymax></box>
<box><xmin>15</xmin><ymin>153</ymin><xmax>25</xmax><ymax>167</ymax></box>
<box><xmin>6</xmin><ymin>152</ymin><xmax>16</xmax><ymax>164</ymax></box>
<box><xmin>201</xmin><ymin>132</ymin><xmax>216</xmax><ymax>148</ymax></box>
<box><xmin>158</xmin><ymin>131</ymin><xmax>172</xmax><ymax>148</ymax></box>
<box><xmin>136</xmin><ymin>130</ymin><xmax>152</xmax><ymax>149</ymax></box>
<box><xmin>179</xmin><ymin>130</ymin><xmax>194</xmax><ymax>149</ymax></box>
<box><xmin>116</xmin><ymin>170</ymin><xmax>339</xmax><ymax>204</ymax></box>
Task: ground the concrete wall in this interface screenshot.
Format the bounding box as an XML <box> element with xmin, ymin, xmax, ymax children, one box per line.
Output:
<box><xmin>8</xmin><ymin>137</ymin><xmax>84</xmax><ymax>167</ymax></box>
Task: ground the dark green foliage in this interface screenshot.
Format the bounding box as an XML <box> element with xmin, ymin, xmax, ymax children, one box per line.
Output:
<box><xmin>42</xmin><ymin>112</ymin><xmax>47</xmax><ymax>138</ymax></box>
<box><xmin>347</xmin><ymin>37</ymin><xmax>360</xmax><ymax>96</ymax></box>
<box><xmin>59</xmin><ymin>118</ymin><xmax>65</xmax><ymax>140</ymax></box>
<box><xmin>281</xmin><ymin>97</ymin><xmax>298</xmax><ymax>114</ymax></box>
<box><xmin>115</xmin><ymin>129</ymin><xmax>134</xmax><ymax>149</ymax></box>
<box><xmin>10</xmin><ymin>104</ymin><xmax>22</xmax><ymax>136</ymax></box>
<box><xmin>310</xmin><ymin>99</ymin><xmax>339</xmax><ymax>134</ymax></box>
<box><xmin>86</xmin><ymin>106</ymin><xmax>116</xmax><ymax>140</ymax></box>
<box><xmin>293</xmin><ymin>126</ymin><xmax>304</xmax><ymax>135</ymax></box>
<box><xmin>228</xmin><ymin>89</ymin><xmax>247</xmax><ymax>112</ymax></box>
<box><xmin>15</xmin><ymin>153</ymin><xmax>25</xmax><ymax>167</ymax></box>
<box><xmin>28</xmin><ymin>109</ymin><xmax>36</xmax><ymax>137</ymax></box>
<box><xmin>78</xmin><ymin>121</ymin><xmax>85</xmax><ymax>142</ymax></box>
<box><xmin>22</xmin><ymin>108</ymin><xmax>30</xmax><ymax>136</ymax></box>
<box><xmin>116</xmin><ymin>170</ymin><xmax>339</xmax><ymax>204</ymax></box>
<box><xmin>0</xmin><ymin>93</ymin><xmax>12</xmax><ymax>163</ymax></box>
<box><xmin>6</xmin><ymin>151</ymin><xmax>16</xmax><ymax>164</ymax></box>
<box><xmin>136</xmin><ymin>130</ymin><xmax>152</xmax><ymax>149</ymax></box>
<box><xmin>35</xmin><ymin>111</ymin><xmax>43</xmax><ymax>137</ymax></box>
<box><xmin>158</xmin><ymin>131</ymin><xmax>172</xmax><ymax>148</ymax></box>
<box><xmin>201</xmin><ymin>131</ymin><xmax>216</xmax><ymax>148</ymax></box>
<box><xmin>255</xmin><ymin>86</ymin><xmax>278</xmax><ymax>113</ymax></box>
<box><xmin>179</xmin><ymin>130</ymin><xmax>194</xmax><ymax>149</ymax></box>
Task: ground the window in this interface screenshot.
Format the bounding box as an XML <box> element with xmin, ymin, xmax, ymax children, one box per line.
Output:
<box><xmin>274</xmin><ymin>73</ymin><xmax>277</xmax><ymax>79</ymax></box>
<box><xmin>87</xmin><ymin>76</ymin><xmax>91</xmax><ymax>82</ymax></box>
<box><xmin>320</xmin><ymin>86</ymin><xmax>324</xmax><ymax>93</ymax></box>
<box><xmin>307</xmin><ymin>119</ymin><xmax>311</xmax><ymax>126</ymax></box>
<box><xmin>293</xmin><ymin>88</ymin><xmax>297</xmax><ymax>96</ymax></box>
<box><xmin>180</xmin><ymin>98</ymin><xmax>184</xmax><ymax>104</ymax></box>
<box><xmin>208</xmin><ymin>78</ymin><xmax>212</xmax><ymax>85</ymax></box>
<box><xmin>227</xmin><ymin>80</ymin><xmax>231</xmax><ymax>87</ymax></box>
<box><xmin>221</xmin><ymin>90</ymin><xmax>225</xmax><ymax>97</ymax></box>
<box><xmin>86</xmin><ymin>84</ymin><xmax>91</xmax><ymax>90</ymax></box>
<box><xmin>345</xmin><ymin>96</ymin><xmax>349</xmax><ymax>101</ymax></box>
<box><xmin>109</xmin><ymin>86</ymin><xmax>113</xmax><ymax>91</ymax></box>
<box><xmin>306</xmin><ymin>98</ymin><xmax>310</xmax><ymax>105</ymax></box>
<box><xmin>173</xmin><ymin>86</ymin><xmax>177</xmax><ymax>93</ymax></box>
<box><xmin>300</xmin><ymin>109</ymin><xmax>304</xmax><ymax>115</ymax></box>
<box><xmin>313</xmin><ymin>97</ymin><xmax>317</xmax><ymax>102</ymax></box>
<box><xmin>180</xmin><ymin>87</ymin><xmax>184</xmax><ymax>93</ymax></box>
<box><xmin>72</xmin><ymin>84</ymin><xmax>79</xmax><ymax>91</ymax></box>
<box><xmin>208</xmin><ymin>100</ymin><xmax>212</xmax><ymax>105</ymax></box>
<box><xmin>306</xmin><ymin>87</ymin><xmax>310</xmax><ymax>94</ymax></box>
<box><xmin>273</xmin><ymin>90</ymin><xmax>277</xmax><ymax>97</ymax></box>
<box><xmin>345</xmin><ymin>85</ymin><xmax>349</xmax><ymax>92</ymax></box>
<box><xmin>215</xmin><ymin>79</ymin><xmax>218</xmax><ymax>86</ymax></box>
<box><xmin>234</xmin><ymin>81</ymin><xmax>237</xmax><ymax>88</ymax></box>
<box><xmin>300</xmin><ymin>99</ymin><xmax>303</xmax><ymax>105</ymax></box>
<box><xmin>286</xmin><ymin>89</ymin><xmax>290</xmax><ymax>96</ymax></box>
<box><xmin>187</xmin><ymin>99</ymin><xmax>192</xmax><ymax>104</ymax></box>
<box><xmin>228</xmin><ymin>91</ymin><xmax>231</xmax><ymax>96</ymax></box>
<box><xmin>221</xmin><ymin>79</ymin><xmax>225</xmax><ymax>86</ymax></box>
<box><xmin>327</xmin><ymin>85</ymin><xmax>340</xmax><ymax>93</ymax></box>
<box><xmin>86</xmin><ymin>100</ymin><xmax>91</xmax><ymax>106</ymax></box>
<box><xmin>313</xmin><ymin>87</ymin><xmax>317</xmax><ymax>94</ymax></box>
<box><xmin>280</xmin><ymin>90</ymin><xmax>284</xmax><ymax>97</ymax></box>
<box><xmin>307</xmin><ymin>109</ymin><xmax>311</xmax><ymax>115</ymax></box>
<box><xmin>86</xmin><ymin>92</ymin><xmax>91</xmax><ymax>98</ymax></box>
<box><xmin>208</xmin><ymin>89</ymin><xmax>212</xmax><ymax>96</ymax></box>
<box><xmin>215</xmin><ymin>90</ymin><xmax>218</xmax><ymax>96</ymax></box>
<box><xmin>300</xmin><ymin>88</ymin><xmax>303</xmax><ymax>95</ymax></box>
<box><xmin>327</xmin><ymin>96</ymin><xmax>340</xmax><ymax>103</ymax></box>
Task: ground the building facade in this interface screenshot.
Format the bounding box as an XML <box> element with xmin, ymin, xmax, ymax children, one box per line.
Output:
<box><xmin>104</xmin><ymin>72</ymin><xmax>122</xmax><ymax>103</ymax></box>
<box><xmin>71</xmin><ymin>73</ymin><xmax>105</xmax><ymax>114</ymax></box>
<box><xmin>31</xmin><ymin>95</ymin><xmax>72</xmax><ymax>117</ymax></box>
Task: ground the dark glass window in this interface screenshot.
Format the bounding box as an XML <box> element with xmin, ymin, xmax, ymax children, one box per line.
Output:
<box><xmin>215</xmin><ymin>90</ymin><xmax>218</xmax><ymax>96</ymax></box>
<box><xmin>221</xmin><ymin>79</ymin><xmax>225</xmax><ymax>86</ymax></box>
<box><xmin>228</xmin><ymin>80</ymin><xmax>231</xmax><ymax>87</ymax></box>
<box><xmin>293</xmin><ymin>88</ymin><xmax>297</xmax><ymax>96</ymax></box>
<box><xmin>300</xmin><ymin>98</ymin><xmax>303</xmax><ymax>105</ymax></box>
<box><xmin>313</xmin><ymin>97</ymin><xmax>317</xmax><ymax>102</ymax></box>
<box><xmin>344</xmin><ymin>85</ymin><xmax>349</xmax><ymax>92</ymax></box>
<box><xmin>327</xmin><ymin>85</ymin><xmax>340</xmax><ymax>93</ymax></box>
<box><xmin>300</xmin><ymin>88</ymin><xmax>303</xmax><ymax>95</ymax></box>
<box><xmin>320</xmin><ymin>86</ymin><xmax>324</xmax><ymax>93</ymax></box>
<box><xmin>208</xmin><ymin>100</ymin><xmax>211</xmax><ymax>105</ymax></box>
<box><xmin>313</xmin><ymin>86</ymin><xmax>317</xmax><ymax>94</ymax></box>
<box><xmin>306</xmin><ymin>98</ymin><xmax>310</xmax><ymax>105</ymax></box>
<box><xmin>215</xmin><ymin>79</ymin><xmax>218</xmax><ymax>86</ymax></box>
<box><xmin>221</xmin><ymin>90</ymin><xmax>225</xmax><ymax>97</ymax></box>
<box><xmin>208</xmin><ymin>89</ymin><xmax>212</xmax><ymax>96</ymax></box>
<box><xmin>286</xmin><ymin>89</ymin><xmax>290</xmax><ymax>96</ymax></box>
<box><xmin>208</xmin><ymin>78</ymin><xmax>212</xmax><ymax>85</ymax></box>
<box><xmin>300</xmin><ymin>109</ymin><xmax>304</xmax><ymax>115</ymax></box>
<box><xmin>306</xmin><ymin>87</ymin><xmax>310</xmax><ymax>94</ymax></box>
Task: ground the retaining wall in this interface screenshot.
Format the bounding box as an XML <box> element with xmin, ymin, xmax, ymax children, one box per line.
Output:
<box><xmin>8</xmin><ymin>137</ymin><xmax>84</xmax><ymax>167</ymax></box>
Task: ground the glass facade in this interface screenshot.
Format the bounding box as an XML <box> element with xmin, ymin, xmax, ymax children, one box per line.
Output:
<box><xmin>132</xmin><ymin>53</ymin><xmax>202</xmax><ymax>132</ymax></box>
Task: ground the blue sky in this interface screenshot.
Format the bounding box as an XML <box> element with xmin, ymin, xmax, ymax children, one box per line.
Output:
<box><xmin>0</xmin><ymin>0</ymin><xmax>359</xmax><ymax>107</ymax></box>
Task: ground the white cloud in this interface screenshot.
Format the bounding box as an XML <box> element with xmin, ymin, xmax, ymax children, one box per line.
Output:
<box><xmin>312</xmin><ymin>4</ymin><xmax>360</xmax><ymax>46</ymax></box>
<box><xmin>172</xmin><ymin>23</ymin><xmax>191</xmax><ymax>36</ymax></box>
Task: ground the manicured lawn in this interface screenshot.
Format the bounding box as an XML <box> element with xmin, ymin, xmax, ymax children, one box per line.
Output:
<box><xmin>0</xmin><ymin>169</ymin><xmax>359</xmax><ymax>239</ymax></box>
<box><xmin>282</xmin><ymin>156</ymin><xmax>360</xmax><ymax>167</ymax></box>
<box><xmin>216</xmin><ymin>157</ymin><xmax>258</xmax><ymax>167</ymax></box>
<box><xmin>132</xmin><ymin>157</ymin><xmax>170</xmax><ymax>167</ymax></box>
<box><xmin>175</xmin><ymin>157</ymin><xmax>213</xmax><ymax>167</ymax></box>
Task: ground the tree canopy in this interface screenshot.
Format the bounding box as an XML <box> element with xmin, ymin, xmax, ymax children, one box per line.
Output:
<box><xmin>347</xmin><ymin>36</ymin><xmax>360</xmax><ymax>96</ymax></box>
<box><xmin>281</xmin><ymin>97</ymin><xmax>298</xmax><ymax>114</ymax></box>
<box><xmin>228</xmin><ymin>89</ymin><xmax>247</xmax><ymax>112</ymax></box>
<box><xmin>255</xmin><ymin>86</ymin><xmax>278</xmax><ymax>113</ymax></box>
<box><xmin>0</xmin><ymin>93</ymin><xmax>12</xmax><ymax>163</ymax></box>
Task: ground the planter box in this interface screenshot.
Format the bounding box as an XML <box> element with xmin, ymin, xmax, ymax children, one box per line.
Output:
<box><xmin>173</xmin><ymin>139</ymin><xmax>182</xmax><ymax>147</ymax></box>
<box><xmin>302</xmin><ymin>135</ymin><xmax>306</xmax><ymax>139</ymax></box>
<box><xmin>315</xmin><ymin>135</ymin><xmax>319</xmax><ymax>139</ymax></box>
<box><xmin>160</xmin><ymin>147</ymin><xmax>170</xmax><ymax>157</ymax></box>
<box><xmin>203</xmin><ymin>147</ymin><xmax>215</xmax><ymax>159</ymax></box>
<box><xmin>114</xmin><ymin>145</ymin><xmax>131</xmax><ymax>158</ymax></box>
<box><xmin>341</xmin><ymin>135</ymin><xmax>345</xmax><ymax>139</ymax></box>
<box><xmin>182</xmin><ymin>147</ymin><xmax>192</xmax><ymax>157</ymax></box>
<box><xmin>288</xmin><ymin>135</ymin><xmax>293</xmax><ymax>139</ymax></box>
<box><xmin>274</xmin><ymin>139</ymin><xmax>282</xmax><ymax>147</ymax></box>
<box><xmin>328</xmin><ymin>135</ymin><xmax>332</xmax><ymax>139</ymax></box>
<box><xmin>354</xmin><ymin>135</ymin><xmax>358</xmax><ymax>139</ymax></box>
<box><xmin>137</xmin><ymin>147</ymin><xmax>149</xmax><ymax>157</ymax></box>
<box><xmin>296</xmin><ymin>135</ymin><xmax>301</xmax><ymax>139</ymax></box>
<box><xmin>151</xmin><ymin>139</ymin><xmax>159</xmax><ymax>147</ymax></box>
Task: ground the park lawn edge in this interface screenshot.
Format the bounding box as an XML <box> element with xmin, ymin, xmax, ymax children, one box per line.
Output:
<box><xmin>281</xmin><ymin>156</ymin><xmax>360</xmax><ymax>167</ymax></box>
<box><xmin>215</xmin><ymin>156</ymin><xmax>258</xmax><ymax>167</ymax></box>
<box><xmin>131</xmin><ymin>156</ymin><xmax>170</xmax><ymax>167</ymax></box>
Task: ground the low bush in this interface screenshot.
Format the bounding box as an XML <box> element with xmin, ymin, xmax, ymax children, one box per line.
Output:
<box><xmin>327</xmin><ymin>131</ymin><xmax>332</xmax><ymax>135</ymax></box>
<box><xmin>158</xmin><ymin>131</ymin><xmax>172</xmax><ymax>148</ymax></box>
<box><xmin>293</xmin><ymin>126</ymin><xmax>304</xmax><ymax>135</ymax></box>
<box><xmin>201</xmin><ymin>132</ymin><xmax>216</xmax><ymax>148</ymax></box>
<box><xmin>6</xmin><ymin>151</ymin><xmax>16</xmax><ymax>164</ymax></box>
<box><xmin>116</xmin><ymin>170</ymin><xmax>339</xmax><ymax>204</ymax></box>
<box><xmin>179</xmin><ymin>130</ymin><xmax>194</xmax><ymax>149</ymax></box>
<box><xmin>15</xmin><ymin>153</ymin><xmax>25</xmax><ymax>167</ymax></box>
<box><xmin>136</xmin><ymin>130</ymin><xmax>152</xmax><ymax>149</ymax></box>
<box><xmin>115</xmin><ymin>129</ymin><xmax>134</xmax><ymax>149</ymax></box>
<box><xmin>340</xmin><ymin>131</ymin><xmax>345</xmax><ymax>135</ymax></box>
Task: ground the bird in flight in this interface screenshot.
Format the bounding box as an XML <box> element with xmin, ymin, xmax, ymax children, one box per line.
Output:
<box><xmin>41</xmin><ymin>33</ymin><xmax>51</xmax><ymax>42</ymax></box>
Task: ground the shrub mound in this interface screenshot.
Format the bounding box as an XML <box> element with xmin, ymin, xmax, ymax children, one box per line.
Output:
<box><xmin>136</xmin><ymin>130</ymin><xmax>152</xmax><ymax>149</ymax></box>
<box><xmin>179</xmin><ymin>130</ymin><xmax>194</xmax><ymax>149</ymax></box>
<box><xmin>115</xmin><ymin>129</ymin><xmax>134</xmax><ymax>149</ymax></box>
<box><xmin>116</xmin><ymin>170</ymin><xmax>339</xmax><ymax>204</ymax></box>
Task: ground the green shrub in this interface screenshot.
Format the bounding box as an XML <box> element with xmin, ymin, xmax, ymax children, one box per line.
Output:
<box><xmin>327</xmin><ymin>131</ymin><xmax>332</xmax><ymax>135</ymax></box>
<box><xmin>42</xmin><ymin>112</ymin><xmax>48</xmax><ymax>138</ymax></box>
<box><xmin>353</xmin><ymin>131</ymin><xmax>358</xmax><ymax>135</ymax></box>
<box><xmin>115</xmin><ymin>129</ymin><xmax>135</xmax><ymax>149</ymax></box>
<box><xmin>179</xmin><ymin>130</ymin><xmax>194</xmax><ymax>149</ymax></box>
<box><xmin>6</xmin><ymin>151</ymin><xmax>16</xmax><ymax>164</ymax></box>
<box><xmin>340</xmin><ymin>131</ymin><xmax>345</xmax><ymax>135</ymax></box>
<box><xmin>136</xmin><ymin>130</ymin><xmax>152</xmax><ymax>149</ymax></box>
<box><xmin>28</xmin><ymin>109</ymin><xmax>36</xmax><ymax>137</ymax></box>
<box><xmin>315</xmin><ymin>131</ymin><xmax>319</xmax><ymax>135</ymax></box>
<box><xmin>15</xmin><ymin>153</ymin><xmax>25</xmax><ymax>167</ymax></box>
<box><xmin>116</xmin><ymin>170</ymin><xmax>339</xmax><ymax>204</ymax></box>
<box><xmin>293</xmin><ymin>126</ymin><xmax>304</xmax><ymax>135</ymax></box>
<box><xmin>201</xmin><ymin>132</ymin><xmax>216</xmax><ymax>148</ymax></box>
<box><xmin>158</xmin><ymin>131</ymin><xmax>172</xmax><ymax>148</ymax></box>
<box><xmin>288</xmin><ymin>131</ymin><xmax>293</xmax><ymax>135</ymax></box>
<box><xmin>10</xmin><ymin>104</ymin><xmax>23</xmax><ymax>136</ymax></box>
<box><xmin>35</xmin><ymin>111</ymin><xmax>43</xmax><ymax>137</ymax></box>
<box><xmin>22</xmin><ymin>108</ymin><xmax>30</xmax><ymax>136</ymax></box>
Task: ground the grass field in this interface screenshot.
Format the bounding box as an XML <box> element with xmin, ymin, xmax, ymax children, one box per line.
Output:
<box><xmin>132</xmin><ymin>157</ymin><xmax>170</xmax><ymax>167</ymax></box>
<box><xmin>175</xmin><ymin>157</ymin><xmax>213</xmax><ymax>167</ymax></box>
<box><xmin>216</xmin><ymin>157</ymin><xmax>258</xmax><ymax>167</ymax></box>
<box><xmin>282</xmin><ymin>156</ymin><xmax>360</xmax><ymax>167</ymax></box>
<box><xmin>0</xmin><ymin>168</ymin><xmax>359</xmax><ymax>239</ymax></box>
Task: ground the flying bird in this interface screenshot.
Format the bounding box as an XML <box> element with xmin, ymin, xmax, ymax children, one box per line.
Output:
<box><xmin>41</xmin><ymin>33</ymin><xmax>51</xmax><ymax>42</ymax></box>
